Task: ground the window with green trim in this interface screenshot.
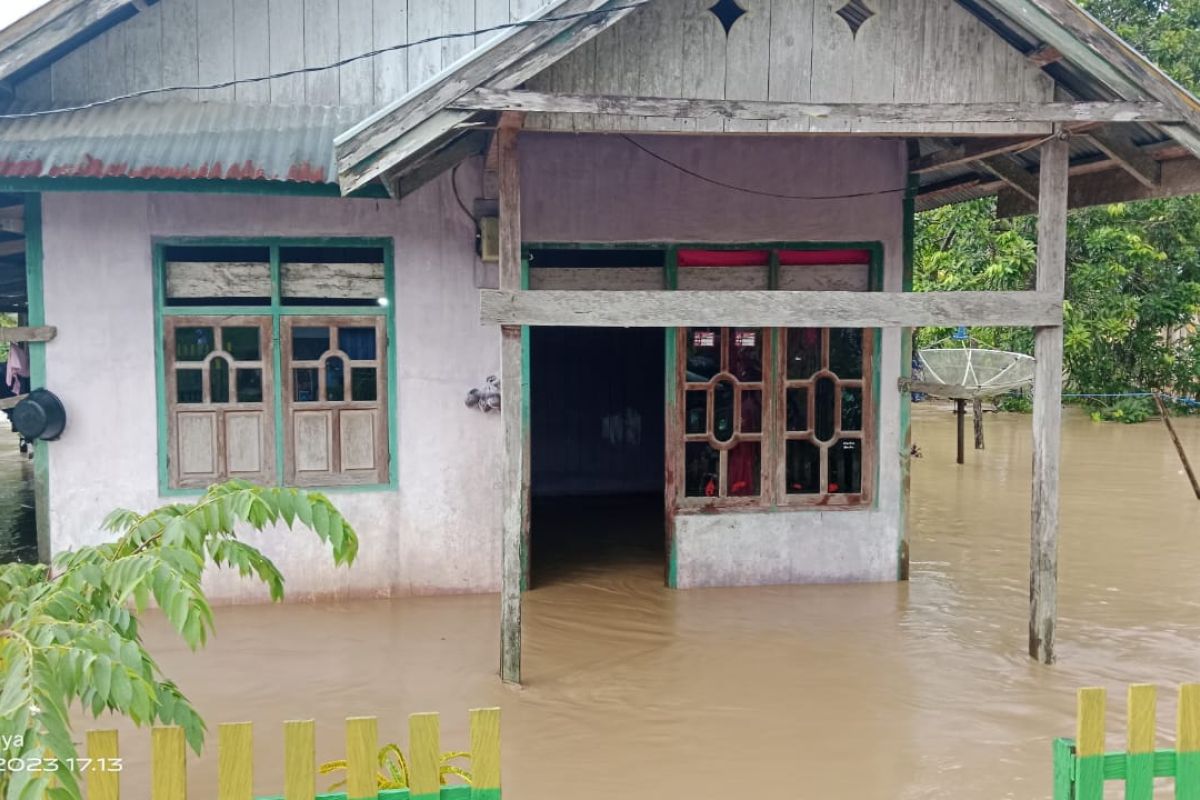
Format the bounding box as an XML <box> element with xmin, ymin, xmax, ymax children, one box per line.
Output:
<box><xmin>158</xmin><ymin>242</ymin><xmax>392</xmax><ymax>490</ymax></box>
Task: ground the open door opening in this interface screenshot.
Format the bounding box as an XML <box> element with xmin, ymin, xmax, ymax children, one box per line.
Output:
<box><xmin>529</xmin><ymin>326</ymin><xmax>666</xmax><ymax>587</ymax></box>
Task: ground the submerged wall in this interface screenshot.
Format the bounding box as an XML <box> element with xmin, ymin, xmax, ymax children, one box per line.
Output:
<box><xmin>522</xmin><ymin>132</ymin><xmax>908</xmax><ymax>586</ymax></box>
<box><xmin>39</xmin><ymin>169</ymin><xmax>503</xmax><ymax>601</ymax></box>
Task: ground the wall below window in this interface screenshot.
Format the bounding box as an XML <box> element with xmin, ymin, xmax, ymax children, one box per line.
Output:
<box><xmin>39</xmin><ymin>169</ymin><xmax>502</xmax><ymax>601</ymax></box>
<box><xmin>673</xmin><ymin>509</ymin><xmax>900</xmax><ymax>587</ymax></box>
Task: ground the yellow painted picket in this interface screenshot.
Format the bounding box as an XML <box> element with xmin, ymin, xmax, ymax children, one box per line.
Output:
<box><xmin>83</xmin><ymin>709</ymin><xmax>501</xmax><ymax>800</ymax></box>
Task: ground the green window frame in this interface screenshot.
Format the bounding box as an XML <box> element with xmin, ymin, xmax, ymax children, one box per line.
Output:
<box><xmin>152</xmin><ymin>238</ymin><xmax>398</xmax><ymax>495</ymax></box>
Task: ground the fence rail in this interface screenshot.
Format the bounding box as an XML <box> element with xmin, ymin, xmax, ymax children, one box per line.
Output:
<box><xmin>84</xmin><ymin>708</ymin><xmax>501</xmax><ymax>800</ymax></box>
<box><xmin>1055</xmin><ymin>684</ymin><xmax>1200</xmax><ymax>799</ymax></box>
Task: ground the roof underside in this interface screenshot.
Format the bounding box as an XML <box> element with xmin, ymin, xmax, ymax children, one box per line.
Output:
<box><xmin>911</xmin><ymin>0</ymin><xmax>1197</xmax><ymax>211</ymax></box>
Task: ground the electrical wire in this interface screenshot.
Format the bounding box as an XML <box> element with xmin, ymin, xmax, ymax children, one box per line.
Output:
<box><xmin>450</xmin><ymin>160</ymin><xmax>476</xmax><ymax>225</ymax></box>
<box><xmin>0</xmin><ymin>1</ymin><xmax>650</xmax><ymax>121</ymax></box>
<box><xmin>619</xmin><ymin>134</ymin><xmax>908</xmax><ymax>201</ymax></box>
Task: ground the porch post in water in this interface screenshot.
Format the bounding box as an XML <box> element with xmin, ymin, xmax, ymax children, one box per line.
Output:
<box><xmin>498</xmin><ymin>124</ymin><xmax>525</xmax><ymax>684</ymax></box>
<box><xmin>1030</xmin><ymin>131</ymin><xmax>1069</xmax><ymax>664</ymax></box>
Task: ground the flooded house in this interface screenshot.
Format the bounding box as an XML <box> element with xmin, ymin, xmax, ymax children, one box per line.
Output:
<box><xmin>1</xmin><ymin>0</ymin><xmax>1199</xmax><ymax>682</ymax></box>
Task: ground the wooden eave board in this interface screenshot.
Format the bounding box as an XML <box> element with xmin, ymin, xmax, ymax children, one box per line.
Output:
<box><xmin>0</xmin><ymin>0</ymin><xmax>141</xmax><ymax>83</ymax></box>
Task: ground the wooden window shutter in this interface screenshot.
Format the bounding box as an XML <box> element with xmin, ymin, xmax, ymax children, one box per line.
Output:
<box><xmin>281</xmin><ymin>317</ymin><xmax>389</xmax><ymax>487</ymax></box>
<box><xmin>164</xmin><ymin>317</ymin><xmax>276</xmax><ymax>489</ymax></box>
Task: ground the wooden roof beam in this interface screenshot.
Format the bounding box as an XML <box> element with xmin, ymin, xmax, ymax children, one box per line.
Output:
<box><xmin>997</xmin><ymin>156</ymin><xmax>1200</xmax><ymax>217</ymax></box>
<box><xmin>917</xmin><ymin>140</ymin><xmax>1189</xmax><ymax>210</ymax></box>
<box><xmin>975</xmin><ymin>154</ymin><xmax>1040</xmax><ymax>203</ymax></box>
<box><xmin>910</xmin><ymin>137</ymin><xmax>1044</xmax><ymax>174</ymax></box>
<box><xmin>450</xmin><ymin>89</ymin><xmax>1184</xmax><ymax>125</ymax></box>
<box><xmin>1027</xmin><ymin>44</ymin><xmax>1064</xmax><ymax>67</ymax></box>
<box><xmin>1086</xmin><ymin>127</ymin><xmax>1161</xmax><ymax>187</ymax></box>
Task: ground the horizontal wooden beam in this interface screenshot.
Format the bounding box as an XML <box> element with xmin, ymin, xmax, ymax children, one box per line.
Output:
<box><xmin>910</xmin><ymin>137</ymin><xmax>1042</xmax><ymax>174</ymax></box>
<box><xmin>452</xmin><ymin>89</ymin><xmax>1183</xmax><ymax>125</ymax></box>
<box><xmin>997</xmin><ymin>155</ymin><xmax>1200</xmax><ymax>217</ymax></box>
<box><xmin>0</xmin><ymin>240</ymin><xmax>25</xmax><ymax>258</ymax></box>
<box><xmin>0</xmin><ymin>325</ymin><xmax>55</xmax><ymax>343</ymax></box>
<box><xmin>0</xmin><ymin>393</ymin><xmax>26</xmax><ymax>411</ymax></box>
<box><xmin>480</xmin><ymin>289</ymin><xmax>1063</xmax><ymax>328</ymax></box>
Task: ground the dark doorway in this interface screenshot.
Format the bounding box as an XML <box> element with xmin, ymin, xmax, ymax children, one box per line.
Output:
<box><xmin>529</xmin><ymin>326</ymin><xmax>666</xmax><ymax>587</ymax></box>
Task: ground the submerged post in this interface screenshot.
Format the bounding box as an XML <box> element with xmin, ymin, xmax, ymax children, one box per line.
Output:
<box><xmin>498</xmin><ymin>124</ymin><xmax>525</xmax><ymax>684</ymax></box>
<box><xmin>1030</xmin><ymin>131</ymin><xmax>1069</xmax><ymax>664</ymax></box>
<box><xmin>955</xmin><ymin>399</ymin><xmax>966</xmax><ymax>464</ymax></box>
<box><xmin>973</xmin><ymin>398</ymin><xmax>985</xmax><ymax>450</ymax></box>
<box><xmin>1154</xmin><ymin>393</ymin><xmax>1200</xmax><ymax>500</ymax></box>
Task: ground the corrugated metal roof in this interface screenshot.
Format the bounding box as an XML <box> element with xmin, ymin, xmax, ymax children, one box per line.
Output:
<box><xmin>0</xmin><ymin>101</ymin><xmax>367</xmax><ymax>184</ymax></box>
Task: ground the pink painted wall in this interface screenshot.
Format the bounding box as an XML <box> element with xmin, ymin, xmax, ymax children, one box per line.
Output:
<box><xmin>521</xmin><ymin>133</ymin><xmax>907</xmax><ymax>252</ymax></box>
<box><xmin>40</xmin><ymin>168</ymin><xmax>504</xmax><ymax>602</ymax></box>
<box><xmin>37</xmin><ymin>132</ymin><xmax>911</xmax><ymax>600</ymax></box>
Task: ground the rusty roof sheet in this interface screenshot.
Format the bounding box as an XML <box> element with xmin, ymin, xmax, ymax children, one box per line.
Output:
<box><xmin>0</xmin><ymin>100</ymin><xmax>367</xmax><ymax>184</ymax></box>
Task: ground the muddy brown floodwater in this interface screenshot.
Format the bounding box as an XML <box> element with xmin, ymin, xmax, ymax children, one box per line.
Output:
<box><xmin>82</xmin><ymin>407</ymin><xmax>1200</xmax><ymax>799</ymax></box>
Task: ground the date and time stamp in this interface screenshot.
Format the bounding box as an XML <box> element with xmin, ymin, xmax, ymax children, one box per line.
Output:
<box><xmin>0</xmin><ymin>736</ymin><xmax>123</xmax><ymax>774</ymax></box>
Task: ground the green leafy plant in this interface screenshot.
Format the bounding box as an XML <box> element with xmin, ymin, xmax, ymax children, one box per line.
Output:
<box><xmin>0</xmin><ymin>481</ymin><xmax>359</xmax><ymax>800</ymax></box>
<box><xmin>996</xmin><ymin>392</ymin><xmax>1033</xmax><ymax>413</ymax></box>
<box><xmin>319</xmin><ymin>745</ymin><xmax>472</xmax><ymax>792</ymax></box>
<box><xmin>1090</xmin><ymin>396</ymin><xmax>1156</xmax><ymax>424</ymax></box>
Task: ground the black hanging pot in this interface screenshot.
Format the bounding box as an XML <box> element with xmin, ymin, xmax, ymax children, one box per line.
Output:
<box><xmin>12</xmin><ymin>389</ymin><xmax>66</xmax><ymax>441</ymax></box>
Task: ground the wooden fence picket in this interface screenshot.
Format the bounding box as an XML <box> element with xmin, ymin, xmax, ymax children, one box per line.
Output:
<box><xmin>469</xmin><ymin>708</ymin><xmax>502</xmax><ymax>800</ymax></box>
<box><xmin>218</xmin><ymin>722</ymin><xmax>254</xmax><ymax>800</ymax></box>
<box><xmin>86</xmin><ymin>729</ymin><xmax>120</xmax><ymax>800</ymax></box>
<box><xmin>1179</xmin><ymin>684</ymin><xmax>1200</xmax><ymax>800</ymax></box>
<box><xmin>345</xmin><ymin>716</ymin><xmax>379</xmax><ymax>800</ymax></box>
<box><xmin>283</xmin><ymin>720</ymin><xmax>316</xmax><ymax>800</ymax></box>
<box><xmin>1076</xmin><ymin>687</ymin><xmax>1106</xmax><ymax>800</ymax></box>
<box><xmin>151</xmin><ymin>726</ymin><xmax>187</xmax><ymax>800</ymax></box>
<box><xmin>1126</xmin><ymin>684</ymin><xmax>1156</xmax><ymax>800</ymax></box>
<box><xmin>409</xmin><ymin>712</ymin><xmax>442</xmax><ymax>799</ymax></box>
<box><xmin>84</xmin><ymin>708</ymin><xmax>499</xmax><ymax>800</ymax></box>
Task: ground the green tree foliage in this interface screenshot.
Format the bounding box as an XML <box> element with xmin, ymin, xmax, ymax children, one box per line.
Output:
<box><xmin>0</xmin><ymin>481</ymin><xmax>359</xmax><ymax>800</ymax></box>
<box><xmin>916</xmin><ymin>0</ymin><xmax>1200</xmax><ymax>399</ymax></box>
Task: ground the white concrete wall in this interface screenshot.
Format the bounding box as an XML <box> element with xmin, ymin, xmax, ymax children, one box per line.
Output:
<box><xmin>521</xmin><ymin>132</ymin><xmax>908</xmax><ymax>586</ymax></box>
<box><xmin>40</xmin><ymin>168</ymin><xmax>503</xmax><ymax>602</ymax></box>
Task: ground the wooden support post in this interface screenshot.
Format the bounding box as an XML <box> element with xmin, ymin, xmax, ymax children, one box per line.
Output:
<box><xmin>1030</xmin><ymin>132</ymin><xmax>1069</xmax><ymax>665</ymax></box>
<box><xmin>1154</xmin><ymin>393</ymin><xmax>1200</xmax><ymax>500</ymax></box>
<box><xmin>498</xmin><ymin>125</ymin><xmax>525</xmax><ymax>685</ymax></box>
<box><xmin>973</xmin><ymin>398</ymin><xmax>985</xmax><ymax>450</ymax></box>
<box><xmin>955</xmin><ymin>399</ymin><xmax>966</xmax><ymax>465</ymax></box>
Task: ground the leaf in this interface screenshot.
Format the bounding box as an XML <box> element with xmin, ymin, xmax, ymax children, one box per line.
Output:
<box><xmin>91</xmin><ymin>656</ymin><xmax>112</xmax><ymax>703</ymax></box>
<box><xmin>311</xmin><ymin>501</ymin><xmax>330</xmax><ymax>541</ymax></box>
<box><xmin>110</xmin><ymin>667</ymin><xmax>133</xmax><ymax>709</ymax></box>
